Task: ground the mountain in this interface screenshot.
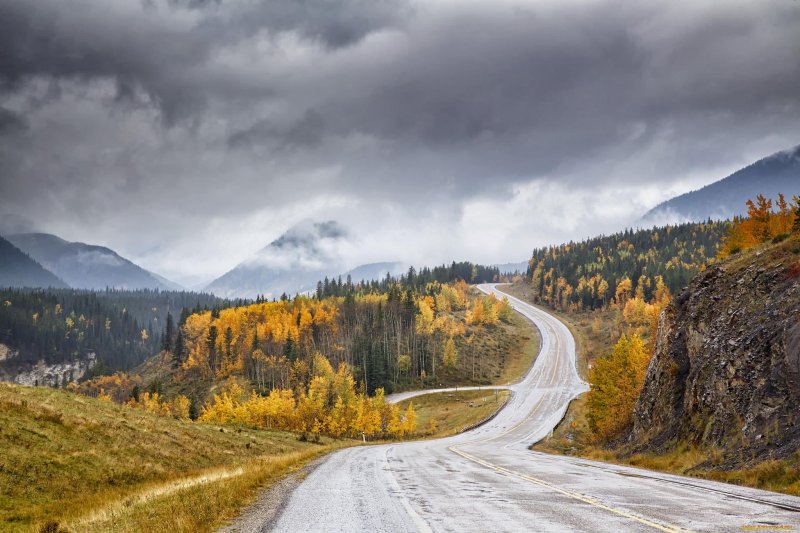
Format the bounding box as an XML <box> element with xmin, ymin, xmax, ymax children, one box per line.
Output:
<box><xmin>7</xmin><ymin>233</ymin><xmax>176</xmax><ymax>290</ymax></box>
<box><xmin>642</xmin><ymin>145</ymin><xmax>800</xmax><ymax>224</ymax></box>
<box><xmin>206</xmin><ymin>220</ymin><xmax>351</xmax><ymax>299</ymax></box>
<box><xmin>340</xmin><ymin>262</ymin><xmax>407</xmax><ymax>283</ymax></box>
<box><xmin>494</xmin><ymin>261</ymin><xmax>529</xmax><ymax>274</ymax></box>
<box><xmin>0</xmin><ymin>235</ymin><xmax>68</xmax><ymax>289</ymax></box>
<box><xmin>629</xmin><ymin>237</ymin><xmax>800</xmax><ymax>468</ymax></box>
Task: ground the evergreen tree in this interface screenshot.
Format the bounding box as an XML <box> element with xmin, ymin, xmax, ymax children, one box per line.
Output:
<box><xmin>793</xmin><ymin>195</ymin><xmax>800</xmax><ymax>234</ymax></box>
<box><xmin>161</xmin><ymin>312</ymin><xmax>174</xmax><ymax>352</ymax></box>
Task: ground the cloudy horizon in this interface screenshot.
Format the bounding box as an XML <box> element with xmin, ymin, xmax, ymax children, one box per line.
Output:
<box><xmin>1</xmin><ymin>0</ymin><xmax>798</xmax><ymax>286</ymax></box>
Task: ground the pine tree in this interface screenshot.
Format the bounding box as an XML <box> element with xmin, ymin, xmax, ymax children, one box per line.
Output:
<box><xmin>161</xmin><ymin>312</ymin><xmax>174</xmax><ymax>352</ymax></box>
<box><xmin>793</xmin><ymin>196</ymin><xmax>800</xmax><ymax>234</ymax></box>
<box><xmin>173</xmin><ymin>329</ymin><xmax>185</xmax><ymax>368</ymax></box>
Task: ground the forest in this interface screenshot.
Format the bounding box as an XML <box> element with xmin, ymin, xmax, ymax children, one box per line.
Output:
<box><xmin>76</xmin><ymin>280</ymin><xmax>514</xmax><ymax>438</ymax></box>
<box><xmin>583</xmin><ymin>193</ymin><xmax>800</xmax><ymax>443</ymax></box>
<box><xmin>0</xmin><ymin>288</ymin><xmax>231</xmax><ymax>373</ymax></box>
<box><xmin>525</xmin><ymin>221</ymin><xmax>728</xmax><ymax>312</ymax></box>
<box><xmin>172</xmin><ymin>280</ymin><xmax>512</xmax><ymax>395</ymax></box>
<box><xmin>315</xmin><ymin>261</ymin><xmax>501</xmax><ymax>299</ymax></box>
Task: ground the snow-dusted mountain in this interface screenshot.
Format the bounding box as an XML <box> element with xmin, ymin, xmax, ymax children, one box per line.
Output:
<box><xmin>205</xmin><ymin>221</ymin><xmax>407</xmax><ymax>299</ymax></box>
<box><xmin>642</xmin><ymin>145</ymin><xmax>800</xmax><ymax>225</ymax></box>
<box><xmin>206</xmin><ymin>220</ymin><xmax>347</xmax><ymax>299</ymax></box>
<box><xmin>7</xmin><ymin>233</ymin><xmax>178</xmax><ymax>290</ymax></box>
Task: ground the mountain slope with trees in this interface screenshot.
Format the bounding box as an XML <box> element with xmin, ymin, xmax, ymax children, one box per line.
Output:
<box><xmin>0</xmin><ymin>235</ymin><xmax>67</xmax><ymax>289</ymax></box>
<box><xmin>642</xmin><ymin>145</ymin><xmax>800</xmax><ymax>223</ymax></box>
<box><xmin>7</xmin><ymin>232</ymin><xmax>177</xmax><ymax>290</ymax></box>
<box><xmin>0</xmin><ymin>288</ymin><xmax>233</xmax><ymax>383</ymax></box>
<box><xmin>524</xmin><ymin>221</ymin><xmax>727</xmax><ymax>312</ymax></box>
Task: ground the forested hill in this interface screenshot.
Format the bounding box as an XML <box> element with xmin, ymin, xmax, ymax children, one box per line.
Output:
<box><xmin>0</xmin><ymin>236</ymin><xmax>67</xmax><ymax>289</ymax></box>
<box><xmin>0</xmin><ymin>289</ymin><xmax>235</xmax><ymax>374</ymax></box>
<box><xmin>525</xmin><ymin>221</ymin><xmax>728</xmax><ymax>311</ymax></box>
<box><xmin>315</xmin><ymin>261</ymin><xmax>501</xmax><ymax>299</ymax></box>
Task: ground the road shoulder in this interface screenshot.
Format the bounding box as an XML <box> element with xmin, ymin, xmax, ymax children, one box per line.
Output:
<box><xmin>217</xmin><ymin>456</ymin><xmax>329</xmax><ymax>533</ymax></box>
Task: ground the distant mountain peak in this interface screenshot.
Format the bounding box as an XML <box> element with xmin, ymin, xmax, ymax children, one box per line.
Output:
<box><xmin>0</xmin><ymin>234</ymin><xmax>68</xmax><ymax>289</ymax></box>
<box><xmin>6</xmin><ymin>233</ymin><xmax>177</xmax><ymax>291</ymax></box>
<box><xmin>205</xmin><ymin>220</ymin><xmax>400</xmax><ymax>299</ymax></box>
<box><xmin>641</xmin><ymin>144</ymin><xmax>800</xmax><ymax>225</ymax></box>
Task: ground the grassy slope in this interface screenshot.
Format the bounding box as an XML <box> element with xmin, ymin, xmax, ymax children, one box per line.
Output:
<box><xmin>397</xmin><ymin>389</ymin><xmax>511</xmax><ymax>439</ymax></box>
<box><xmin>507</xmin><ymin>239</ymin><xmax>800</xmax><ymax>496</ymax></box>
<box><xmin>0</xmin><ymin>288</ymin><xmax>542</xmax><ymax>531</ymax></box>
<box><xmin>0</xmin><ymin>383</ymin><xmax>343</xmax><ymax>533</ymax></box>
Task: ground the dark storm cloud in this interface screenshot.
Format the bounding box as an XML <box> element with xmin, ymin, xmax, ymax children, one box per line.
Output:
<box><xmin>0</xmin><ymin>107</ymin><xmax>26</xmax><ymax>134</ymax></box>
<box><xmin>0</xmin><ymin>0</ymin><xmax>410</xmax><ymax>121</ymax></box>
<box><xmin>0</xmin><ymin>0</ymin><xmax>798</xmax><ymax>283</ymax></box>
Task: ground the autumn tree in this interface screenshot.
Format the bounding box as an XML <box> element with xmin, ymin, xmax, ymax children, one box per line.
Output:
<box><xmin>443</xmin><ymin>337</ymin><xmax>458</xmax><ymax>368</ymax></box>
<box><xmin>586</xmin><ymin>334</ymin><xmax>650</xmax><ymax>441</ymax></box>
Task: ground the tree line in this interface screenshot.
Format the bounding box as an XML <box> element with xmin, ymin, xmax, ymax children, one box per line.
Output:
<box><xmin>0</xmin><ymin>288</ymin><xmax>232</xmax><ymax>374</ymax></box>
<box><xmin>168</xmin><ymin>281</ymin><xmax>512</xmax><ymax>396</ymax></box>
<box><xmin>525</xmin><ymin>221</ymin><xmax>728</xmax><ymax>312</ymax></box>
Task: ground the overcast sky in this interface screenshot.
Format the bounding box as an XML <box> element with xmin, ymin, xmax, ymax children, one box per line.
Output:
<box><xmin>1</xmin><ymin>0</ymin><xmax>798</xmax><ymax>286</ymax></box>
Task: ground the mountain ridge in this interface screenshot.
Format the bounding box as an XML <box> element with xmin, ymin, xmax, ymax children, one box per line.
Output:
<box><xmin>7</xmin><ymin>232</ymin><xmax>177</xmax><ymax>291</ymax></box>
<box><xmin>0</xmin><ymin>235</ymin><xmax>68</xmax><ymax>289</ymax></box>
<box><xmin>642</xmin><ymin>145</ymin><xmax>800</xmax><ymax>224</ymax></box>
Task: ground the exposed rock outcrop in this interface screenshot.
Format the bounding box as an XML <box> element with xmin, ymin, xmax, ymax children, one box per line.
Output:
<box><xmin>0</xmin><ymin>352</ymin><xmax>96</xmax><ymax>387</ymax></box>
<box><xmin>629</xmin><ymin>241</ymin><xmax>800</xmax><ymax>466</ymax></box>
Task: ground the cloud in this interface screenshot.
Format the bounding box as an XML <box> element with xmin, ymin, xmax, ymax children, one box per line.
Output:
<box><xmin>0</xmin><ymin>0</ymin><xmax>798</xmax><ymax>284</ymax></box>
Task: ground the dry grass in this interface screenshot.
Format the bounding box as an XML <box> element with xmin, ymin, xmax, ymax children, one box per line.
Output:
<box><xmin>0</xmin><ymin>383</ymin><xmax>345</xmax><ymax>533</ymax></box>
<box><xmin>397</xmin><ymin>389</ymin><xmax>511</xmax><ymax>439</ymax></box>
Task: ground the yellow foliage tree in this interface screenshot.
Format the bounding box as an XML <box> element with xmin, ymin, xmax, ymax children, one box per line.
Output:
<box><xmin>586</xmin><ymin>334</ymin><xmax>650</xmax><ymax>441</ymax></box>
<box><xmin>443</xmin><ymin>337</ymin><xmax>458</xmax><ymax>368</ymax></box>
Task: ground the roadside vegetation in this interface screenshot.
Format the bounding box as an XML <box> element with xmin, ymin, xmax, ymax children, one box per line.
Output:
<box><xmin>0</xmin><ymin>382</ymin><xmax>344</xmax><ymax>533</ymax></box>
<box><xmin>397</xmin><ymin>389</ymin><xmax>511</xmax><ymax>439</ymax></box>
<box><xmin>517</xmin><ymin>193</ymin><xmax>800</xmax><ymax>496</ymax></box>
<box><xmin>2</xmin><ymin>274</ymin><xmax>542</xmax><ymax>531</ymax></box>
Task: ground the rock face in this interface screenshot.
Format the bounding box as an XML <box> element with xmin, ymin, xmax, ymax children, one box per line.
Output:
<box><xmin>0</xmin><ymin>352</ymin><xmax>97</xmax><ymax>387</ymax></box>
<box><xmin>630</xmin><ymin>242</ymin><xmax>800</xmax><ymax>465</ymax></box>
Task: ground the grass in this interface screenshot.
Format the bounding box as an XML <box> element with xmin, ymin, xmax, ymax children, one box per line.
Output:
<box><xmin>397</xmin><ymin>389</ymin><xmax>511</xmax><ymax>439</ymax></box>
<box><xmin>0</xmin><ymin>383</ymin><xmax>346</xmax><ymax>533</ymax></box>
<box><xmin>495</xmin><ymin>311</ymin><xmax>541</xmax><ymax>384</ymax></box>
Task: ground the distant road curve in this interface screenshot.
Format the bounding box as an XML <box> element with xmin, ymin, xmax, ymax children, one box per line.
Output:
<box><xmin>264</xmin><ymin>284</ymin><xmax>800</xmax><ymax>532</ymax></box>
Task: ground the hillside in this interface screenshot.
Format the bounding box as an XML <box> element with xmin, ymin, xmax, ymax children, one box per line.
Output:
<box><xmin>629</xmin><ymin>237</ymin><xmax>800</xmax><ymax>470</ymax></box>
<box><xmin>0</xmin><ymin>382</ymin><xmax>338</xmax><ymax>533</ymax></box>
<box><xmin>7</xmin><ymin>233</ymin><xmax>176</xmax><ymax>290</ymax></box>
<box><xmin>524</xmin><ymin>221</ymin><xmax>727</xmax><ymax>312</ymax></box>
<box><xmin>0</xmin><ymin>235</ymin><xmax>67</xmax><ymax>289</ymax></box>
<box><xmin>0</xmin><ymin>288</ymin><xmax>232</xmax><ymax>387</ymax></box>
<box><xmin>643</xmin><ymin>145</ymin><xmax>800</xmax><ymax>223</ymax></box>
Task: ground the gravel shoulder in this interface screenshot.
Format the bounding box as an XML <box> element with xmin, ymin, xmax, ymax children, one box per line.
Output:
<box><xmin>217</xmin><ymin>456</ymin><xmax>329</xmax><ymax>533</ymax></box>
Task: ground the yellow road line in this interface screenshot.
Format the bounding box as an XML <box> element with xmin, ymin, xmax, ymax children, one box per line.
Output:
<box><xmin>448</xmin><ymin>446</ymin><xmax>692</xmax><ymax>533</ymax></box>
<box><xmin>457</xmin><ymin>288</ymin><xmax>691</xmax><ymax>533</ymax></box>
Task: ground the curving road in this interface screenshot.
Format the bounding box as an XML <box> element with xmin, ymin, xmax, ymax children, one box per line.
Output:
<box><xmin>268</xmin><ymin>284</ymin><xmax>800</xmax><ymax>532</ymax></box>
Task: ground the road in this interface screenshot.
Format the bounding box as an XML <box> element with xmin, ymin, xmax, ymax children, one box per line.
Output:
<box><xmin>269</xmin><ymin>284</ymin><xmax>800</xmax><ymax>532</ymax></box>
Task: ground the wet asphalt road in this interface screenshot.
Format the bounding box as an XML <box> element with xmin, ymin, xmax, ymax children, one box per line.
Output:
<box><xmin>269</xmin><ymin>284</ymin><xmax>800</xmax><ymax>532</ymax></box>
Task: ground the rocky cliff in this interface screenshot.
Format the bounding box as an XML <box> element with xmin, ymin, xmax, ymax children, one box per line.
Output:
<box><xmin>629</xmin><ymin>239</ymin><xmax>800</xmax><ymax>466</ymax></box>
